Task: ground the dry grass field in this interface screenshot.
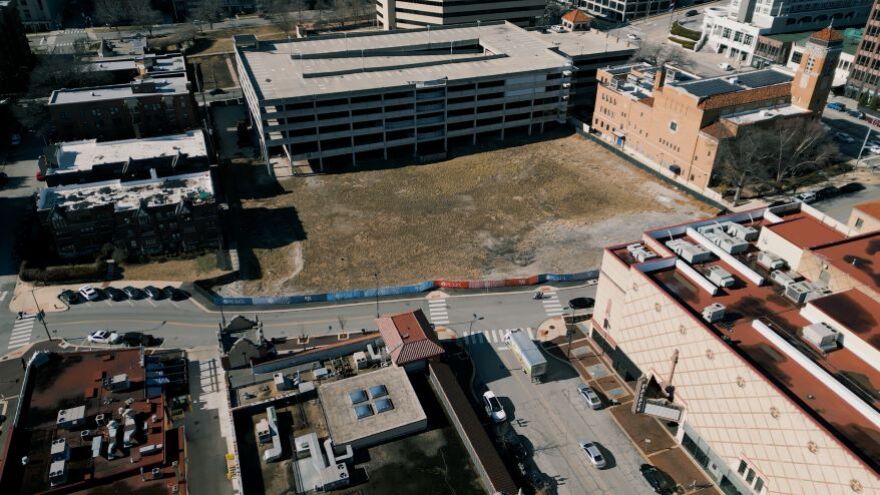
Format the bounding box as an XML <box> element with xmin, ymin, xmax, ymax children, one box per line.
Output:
<box><xmin>231</xmin><ymin>134</ymin><xmax>717</xmax><ymax>295</ymax></box>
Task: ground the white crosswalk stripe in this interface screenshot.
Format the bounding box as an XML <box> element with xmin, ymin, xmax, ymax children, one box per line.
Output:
<box><xmin>428</xmin><ymin>298</ymin><xmax>450</xmax><ymax>325</ymax></box>
<box><xmin>542</xmin><ymin>291</ymin><xmax>564</xmax><ymax>317</ymax></box>
<box><xmin>458</xmin><ymin>328</ymin><xmax>533</xmax><ymax>348</ymax></box>
<box><xmin>7</xmin><ymin>315</ymin><xmax>36</xmax><ymax>350</ymax></box>
<box><xmin>0</xmin><ymin>290</ymin><xmax>8</xmax><ymax>302</ymax></box>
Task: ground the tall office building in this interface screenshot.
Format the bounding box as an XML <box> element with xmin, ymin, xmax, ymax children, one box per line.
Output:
<box><xmin>702</xmin><ymin>0</ymin><xmax>870</xmax><ymax>65</ymax></box>
<box><xmin>581</xmin><ymin>0</ymin><xmax>670</xmax><ymax>23</ymax></box>
<box><xmin>845</xmin><ymin>0</ymin><xmax>880</xmax><ymax>100</ymax></box>
<box><xmin>377</xmin><ymin>0</ymin><xmax>545</xmax><ymax>30</ymax></box>
<box><xmin>0</xmin><ymin>0</ymin><xmax>33</xmax><ymax>94</ymax></box>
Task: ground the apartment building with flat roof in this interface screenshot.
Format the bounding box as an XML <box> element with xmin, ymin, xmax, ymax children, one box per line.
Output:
<box><xmin>377</xmin><ymin>0</ymin><xmax>544</xmax><ymax>30</ymax></box>
<box><xmin>36</xmin><ymin>170</ymin><xmax>220</xmax><ymax>260</ymax></box>
<box><xmin>40</xmin><ymin>129</ymin><xmax>210</xmax><ymax>186</ymax></box>
<box><xmin>845</xmin><ymin>1</ymin><xmax>880</xmax><ymax>100</ymax></box>
<box><xmin>590</xmin><ymin>202</ymin><xmax>880</xmax><ymax>495</ymax></box>
<box><xmin>591</xmin><ymin>28</ymin><xmax>839</xmax><ymax>190</ymax></box>
<box><xmin>48</xmin><ymin>72</ymin><xmax>198</xmax><ymax>141</ymax></box>
<box><xmin>235</xmin><ymin>22</ymin><xmax>575</xmax><ymax>170</ymax></box>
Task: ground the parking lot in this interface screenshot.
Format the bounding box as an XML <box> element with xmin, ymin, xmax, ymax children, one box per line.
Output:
<box><xmin>465</xmin><ymin>332</ymin><xmax>657</xmax><ymax>494</ymax></box>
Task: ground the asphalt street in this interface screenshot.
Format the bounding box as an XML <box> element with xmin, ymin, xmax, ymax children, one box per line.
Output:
<box><xmin>0</xmin><ymin>283</ymin><xmax>599</xmax><ymax>355</ymax></box>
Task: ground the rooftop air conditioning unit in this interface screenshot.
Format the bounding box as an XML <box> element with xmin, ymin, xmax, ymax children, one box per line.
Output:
<box><xmin>770</xmin><ymin>270</ymin><xmax>799</xmax><ymax>288</ymax></box>
<box><xmin>702</xmin><ymin>303</ymin><xmax>726</xmax><ymax>323</ymax></box>
<box><xmin>784</xmin><ymin>281</ymin><xmax>813</xmax><ymax>304</ymax></box>
<box><xmin>627</xmin><ymin>243</ymin><xmax>657</xmax><ymax>263</ymax></box>
<box><xmin>802</xmin><ymin>322</ymin><xmax>839</xmax><ymax>353</ymax></box>
<box><xmin>758</xmin><ymin>251</ymin><xmax>786</xmax><ymax>271</ymax></box>
<box><xmin>724</xmin><ymin>222</ymin><xmax>759</xmax><ymax>241</ymax></box>
<box><xmin>706</xmin><ymin>266</ymin><xmax>735</xmax><ymax>288</ymax></box>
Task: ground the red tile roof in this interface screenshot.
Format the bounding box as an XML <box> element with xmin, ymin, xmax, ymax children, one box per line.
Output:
<box><xmin>562</xmin><ymin>9</ymin><xmax>591</xmax><ymax>24</ymax></box>
<box><xmin>854</xmin><ymin>198</ymin><xmax>880</xmax><ymax>222</ymax></box>
<box><xmin>766</xmin><ymin>214</ymin><xmax>846</xmax><ymax>249</ymax></box>
<box><xmin>810</xmin><ymin>27</ymin><xmax>843</xmax><ymax>43</ymax></box>
<box><xmin>698</xmin><ymin>83</ymin><xmax>791</xmax><ymax>110</ymax></box>
<box><xmin>377</xmin><ymin>309</ymin><xmax>444</xmax><ymax>365</ymax></box>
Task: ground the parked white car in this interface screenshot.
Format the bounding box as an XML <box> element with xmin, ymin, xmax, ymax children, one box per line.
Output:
<box><xmin>719</xmin><ymin>62</ymin><xmax>733</xmax><ymax>71</ymax></box>
<box><xmin>482</xmin><ymin>390</ymin><xmax>507</xmax><ymax>423</ymax></box>
<box><xmin>87</xmin><ymin>330</ymin><xmax>120</xmax><ymax>344</ymax></box>
<box><xmin>578</xmin><ymin>384</ymin><xmax>603</xmax><ymax>409</ymax></box>
<box><xmin>795</xmin><ymin>191</ymin><xmax>818</xmax><ymax>204</ymax></box>
<box><xmin>78</xmin><ymin>285</ymin><xmax>100</xmax><ymax>301</ymax></box>
<box><xmin>627</xmin><ymin>33</ymin><xmax>641</xmax><ymax>41</ymax></box>
<box><xmin>580</xmin><ymin>441</ymin><xmax>608</xmax><ymax>469</ymax></box>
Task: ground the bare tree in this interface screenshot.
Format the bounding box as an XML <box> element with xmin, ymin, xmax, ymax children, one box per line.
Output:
<box><xmin>630</xmin><ymin>42</ymin><xmax>692</xmax><ymax>69</ymax></box>
<box><xmin>267</xmin><ymin>0</ymin><xmax>306</xmax><ymax>37</ymax></box>
<box><xmin>715</xmin><ymin>125</ymin><xmax>777</xmax><ymax>205</ymax></box>
<box><xmin>93</xmin><ymin>0</ymin><xmax>128</xmax><ymax>27</ymax></box>
<box><xmin>766</xmin><ymin>118</ymin><xmax>837</xmax><ymax>185</ymax></box>
<box><xmin>716</xmin><ymin>118</ymin><xmax>838</xmax><ymax>203</ymax></box>
<box><xmin>540</xmin><ymin>2</ymin><xmax>565</xmax><ymax>26</ymax></box>
<box><xmin>333</xmin><ymin>0</ymin><xmax>353</xmax><ymax>28</ymax></box>
<box><xmin>129</xmin><ymin>0</ymin><xmax>163</xmax><ymax>36</ymax></box>
<box><xmin>314</xmin><ymin>0</ymin><xmax>333</xmax><ymax>26</ymax></box>
<box><xmin>190</xmin><ymin>0</ymin><xmax>225</xmax><ymax>29</ymax></box>
<box><xmin>148</xmin><ymin>25</ymin><xmax>198</xmax><ymax>52</ymax></box>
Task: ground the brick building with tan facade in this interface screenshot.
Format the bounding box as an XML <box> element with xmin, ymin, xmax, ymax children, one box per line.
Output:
<box><xmin>591</xmin><ymin>27</ymin><xmax>841</xmax><ymax>190</ymax></box>
<box><xmin>589</xmin><ymin>202</ymin><xmax>879</xmax><ymax>494</ymax></box>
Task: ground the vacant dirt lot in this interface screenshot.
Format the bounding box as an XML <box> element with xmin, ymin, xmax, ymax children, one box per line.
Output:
<box><xmin>232</xmin><ymin>133</ymin><xmax>716</xmax><ymax>295</ymax></box>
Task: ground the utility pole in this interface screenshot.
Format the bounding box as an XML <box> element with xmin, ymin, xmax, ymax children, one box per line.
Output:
<box><xmin>31</xmin><ymin>290</ymin><xmax>53</xmax><ymax>342</ymax></box>
<box><xmin>373</xmin><ymin>272</ymin><xmax>380</xmax><ymax>318</ymax></box>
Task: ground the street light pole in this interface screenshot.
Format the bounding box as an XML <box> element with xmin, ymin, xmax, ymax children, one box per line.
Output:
<box><xmin>31</xmin><ymin>289</ymin><xmax>53</xmax><ymax>342</ymax></box>
<box><xmin>373</xmin><ymin>272</ymin><xmax>380</xmax><ymax>318</ymax></box>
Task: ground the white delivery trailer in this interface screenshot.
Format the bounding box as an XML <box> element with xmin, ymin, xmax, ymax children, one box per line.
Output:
<box><xmin>505</xmin><ymin>329</ymin><xmax>547</xmax><ymax>381</ymax></box>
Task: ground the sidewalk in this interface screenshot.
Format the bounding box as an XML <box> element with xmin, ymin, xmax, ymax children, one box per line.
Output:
<box><xmin>548</xmin><ymin>328</ymin><xmax>721</xmax><ymax>495</ymax></box>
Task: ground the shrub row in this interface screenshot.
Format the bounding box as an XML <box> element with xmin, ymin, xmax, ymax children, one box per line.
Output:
<box><xmin>671</xmin><ymin>21</ymin><xmax>701</xmax><ymax>41</ymax></box>
<box><xmin>20</xmin><ymin>260</ymin><xmax>108</xmax><ymax>284</ymax></box>
<box><xmin>668</xmin><ymin>36</ymin><xmax>696</xmax><ymax>50</ymax></box>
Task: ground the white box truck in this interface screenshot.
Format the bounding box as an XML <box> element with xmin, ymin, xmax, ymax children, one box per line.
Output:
<box><xmin>505</xmin><ymin>329</ymin><xmax>547</xmax><ymax>381</ymax></box>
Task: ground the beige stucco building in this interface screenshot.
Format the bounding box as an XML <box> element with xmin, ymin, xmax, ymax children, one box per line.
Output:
<box><xmin>590</xmin><ymin>202</ymin><xmax>879</xmax><ymax>495</ymax></box>
<box><xmin>846</xmin><ymin>199</ymin><xmax>880</xmax><ymax>235</ymax></box>
<box><xmin>591</xmin><ymin>28</ymin><xmax>841</xmax><ymax>190</ymax></box>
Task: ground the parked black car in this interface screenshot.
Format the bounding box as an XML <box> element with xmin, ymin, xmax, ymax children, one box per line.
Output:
<box><xmin>839</xmin><ymin>182</ymin><xmax>865</xmax><ymax>194</ymax></box>
<box><xmin>105</xmin><ymin>287</ymin><xmax>128</xmax><ymax>301</ymax></box>
<box><xmin>685</xmin><ymin>9</ymin><xmax>698</xmax><ymax>16</ymax></box>
<box><xmin>122</xmin><ymin>286</ymin><xmax>146</xmax><ymax>299</ymax></box>
<box><xmin>58</xmin><ymin>289</ymin><xmax>81</xmax><ymax>305</ymax></box>
<box><xmin>120</xmin><ymin>332</ymin><xmax>163</xmax><ymax>347</ymax></box>
<box><xmin>815</xmin><ymin>185</ymin><xmax>839</xmax><ymax>200</ymax></box>
<box><xmin>640</xmin><ymin>464</ymin><xmax>675</xmax><ymax>494</ymax></box>
<box><xmin>162</xmin><ymin>286</ymin><xmax>188</xmax><ymax>301</ymax></box>
<box><xmin>144</xmin><ymin>286</ymin><xmax>164</xmax><ymax>300</ymax></box>
<box><xmin>569</xmin><ymin>297</ymin><xmax>596</xmax><ymax>310</ymax></box>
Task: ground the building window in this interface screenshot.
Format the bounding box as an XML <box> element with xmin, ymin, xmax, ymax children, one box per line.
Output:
<box><xmin>855</xmin><ymin>218</ymin><xmax>864</xmax><ymax>228</ymax></box>
<box><xmin>737</xmin><ymin>461</ymin><xmax>747</xmax><ymax>475</ymax></box>
<box><xmin>669</xmin><ymin>121</ymin><xmax>678</xmax><ymax>132</ymax></box>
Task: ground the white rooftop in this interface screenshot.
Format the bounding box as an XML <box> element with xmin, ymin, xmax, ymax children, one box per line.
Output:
<box><xmin>37</xmin><ymin>171</ymin><xmax>215</xmax><ymax>212</ymax></box>
<box><xmin>49</xmin><ymin>73</ymin><xmax>189</xmax><ymax>105</ymax></box>
<box><xmin>535</xmin><ymin>29</ymin><xmax>637</xmax><ymax>58</ymax></box>
<box><xmin>723</xmin><ymin>104</ymin><xmax>809</xmax><ymax>125</ymax></box>
<box><xmin>50</xmin><ymin>130</ymin><xmax>208</xmax><ymax>176</ymax></box>
<box><xmin>238</xmin><ymin>22</ymin><xmax>572</xmax><ymax>102</ymax></box>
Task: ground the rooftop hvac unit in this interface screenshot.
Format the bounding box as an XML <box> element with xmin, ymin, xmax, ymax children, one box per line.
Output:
<box><xmin>626</xmin><ymin>243</ymin><xmax>657</xmax><ymax>263</ymax></box>
<box><xmin>802</xmin><ymin>322</ymin><xmax>839</xmax><ymax>353</ymax></box>
<box><xmin>50</xmin><ymin>438</ymin><xmax>68</xmax><ymax>462</ymax></box>
<box><xmin>152</xmin><ymin>467</ymin><xmax>162</xmax><ymax>479</ymax></box>
<box><xmin>758</xmin><ymin>251</ymin><xmax>786</xmax><ymax>271</ymax></box>
<box><xmin>665</xmin><ymin>239</ymin><xmax>712</xmax><ymax>263</ymax></box>
<box><xmin>562</xmin><ymin>70</ymin><xmax>573</xmax><ymax>77</ymax></box>
<box><xmin>715</xmin><ymin>234</ymin><xmax>749</xmax><ymax>254</ymax></box>
<box><xmin>702</xmin><ymin>303</ymin><xmax>726</xmax><ymax>323</ymax></box>
<box><xmin>784</xmin><ymin>281</ymin><xmax>815</xmax><ymax>304</ymax></box>
<box><xmin>49</xmin><ymin>460</ymin><xmax>67</xmax><ymax>487</ymax></box>
<box><xmin>706</xmin><ymin>266</ymin><xmax>735</xmax><ymax>288</ymax></box>
<box><xmin>770</xmin><ymin>270</ymin><xmax>799</xmax><ymax>288</ymax></box>
<box><xmin>724</xmin><ymin>222</ymin><xmax>759</xmax><ymax>241</ymax></box>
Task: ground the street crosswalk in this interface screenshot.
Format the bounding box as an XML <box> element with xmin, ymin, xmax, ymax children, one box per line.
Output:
<box><xmin>541</xmin><ymin>291</ymin><xmax>564</xmax><ymax>317</ymax></box>
<box><xmin>0</xmin><ymin>290</ymin><xmax>8</xmax><ymax>302</ymax></box>
<box><xmin>459</xmin><ymin>327</ymin><xmax>534</xmax><ymax>347</ymax></box>
<box><xmin>7</xmin><ymin>314</ymin><xmax>36</xmax><ymax>350</ymax></box>
<box><xmin>428</xmin><ymin>298</ymin><xmax>450</xmax><ymax>325</ymax></box>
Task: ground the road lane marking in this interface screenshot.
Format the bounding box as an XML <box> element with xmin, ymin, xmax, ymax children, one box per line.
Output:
<box><xmin>0</xmin><ymin>291</ymin><xmax>7</xmax><ymax>302</ymax></box>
